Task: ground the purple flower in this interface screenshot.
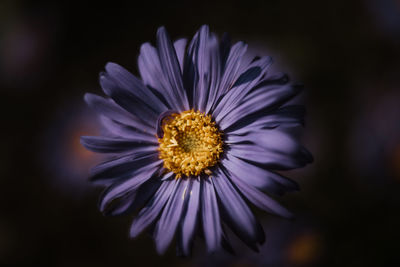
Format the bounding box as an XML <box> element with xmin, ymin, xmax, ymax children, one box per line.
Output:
<box><xmin>81</xmin><ymin>25</ymin><xmax>313</xmax><ymax>255</ymax></box>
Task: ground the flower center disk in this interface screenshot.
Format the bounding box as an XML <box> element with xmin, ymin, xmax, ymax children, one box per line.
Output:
<box><xmin>158</xmin><ymin>110</ymin><xmax>223</xmax><ymax>178</ymax></box>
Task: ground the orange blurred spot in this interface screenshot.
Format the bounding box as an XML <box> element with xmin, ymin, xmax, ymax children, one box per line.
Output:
<box><xmin>286</xmin><ymin>231</ymin><xmax>322</xmax><ymax>266</ymax></box>
<box><xmin>64</xmin><ymin>119</ymin><xmax>102</xmax><ymax>171</ymax></box>
<box><xmin>70</xmin><ymin>130</ymin><xmax>96</xmax><ymax>161</ymax></box>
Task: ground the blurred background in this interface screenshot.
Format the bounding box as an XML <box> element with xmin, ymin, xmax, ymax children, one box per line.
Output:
<box><xmin>1</xmin><ymin>0</ymin><xmax>400</xmax><ymax>265</ymax></box>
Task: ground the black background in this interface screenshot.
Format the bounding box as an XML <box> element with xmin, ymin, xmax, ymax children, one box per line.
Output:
<box><xmin>2</xmin><ymin>0</ymin><xmax>400</xmax><ymax>266</ymax></box>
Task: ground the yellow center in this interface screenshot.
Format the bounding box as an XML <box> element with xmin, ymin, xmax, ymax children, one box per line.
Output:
<box><xmin>158</xmin><ymin>110</ymin><xmax>223</xmax><ymax>178</ymax></box>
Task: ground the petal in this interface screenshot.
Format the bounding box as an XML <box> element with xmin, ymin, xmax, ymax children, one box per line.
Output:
<box><xmin>212</xmin><ymin>168</ymin><xmax>265</xmax><ymax>251</ymax></box>
<box><xmin>186</xmin><ymin>25</ymin><xmax>211</xmax><ymax>112</ymax></box>
<box><xmin>204</xmin><ymin>34</ymin><xmax>222</xmax><ymax>114</ymax></box>
<box><xmin>156</xmin><ymin>27</ymin><xmax>189</xmax><ymax>111</ymax></box>
<box><xmin>208</xmin><ymin>41</ymin><xmax>248</xmax><ymax>113</ymax></box>
<box><xmin>101</xmin><ymin>191</ymin><xmax>136</xmax><ymax>216</ymax></box>
<box><xmin>222</xmin><ymin>157</ymin><xmax>287</xmax><ymax>196</ymax></box>
<box><xmin>226</xmin><ymin>130</ymin><xmax>300</xmax><ymax>154</ymax></box>
<box><xmin>180</xmin><ymin>178</ymin><xmax>201</xmax><ymax>255</ymax></box>
<box><xmin>138</xmin><ymin>43</ymin><xmax>177</xmax><ymax>109</ymax></box>
<box><xmin>222</xmin><ymin>154</ymin><xmax>299</xmax><ymax>192</ymax></box>
<box><xmin>228</xmin><ymin>143</ymin><xmax>311</xmax><ymax>170</ymax></box>
<box><xmin>80</xmin><ymin>136</ymin><xmax>157</xmax><ymax>153</ymax></box>
<box><xmin>201</xmin><ymin>177</ymin><xmax>222</xmax><ymax>252</ymax></box>
<box><xmin>225</xmin><ymin>166</ymin><xmax>294</xmax><ymax>218</ymax></box>
<box><xmin>218</xmin><ymin>42</ymin><xmax>248</xmax><ymax>95</ymax></box>
<box><xmin>154</xmin><ymin>178</ymin><xmax>189</xmax><ymax>254</ymax></box>
<box><xmin>104</xmin><ymin>62</ymin><xmax>168</xmax><ymax>114</ymax></box>
<box><xmin>100</xmin><ymin>73</ymin><xmax>159</xmax><ymax>125</ymax></box>
<box><xmin>137</xmin><ymin>43</ymin><xmax>165</xmax><ymax>93</ymax></box>
<box><xmin>130</xmin><ymin>178</ymin><xmax>176</xmax><ymax>238</ymax></box>
<box><xmin>98</xmin><ymin>160</ymin><xmax>162</xmax><ymax>213</ymax></box>
<box><xmin>174</xmin><ymin>38</ymin><xmax>187</xmax><ymax>72</ymax></box>
<box><xmin>226</xmin><ymin>105</ymin><xmax>305</xmax><ymax>135</ymax></box>
<box><xmin>84</xmin><ymin>93</ymin><xmax>155</xmax><ymax>134</ymax></box>
<box><xmin>218</xmin><ymin>83</ymin><xmax>303</xmax><ymax>130</ymax></box>
<box><xmin>226</xmin><ymin>129</ymin><xmax>313</xmax><ymax>166</ymax></box>
<box><xmin>213</xmin><ymin>56</ymin><xmax>273</xmax><ymax>120</ymax></box>
<box><xmin>89</xmin><ymin>152</ymin><xmax>159</xmax><ymax>183</ymax></box>
<box><xmin>99</xmin><ymin>116</ymin><xmax>156</xmax><ymax>139</ymax></box>
<box><xmin>102</xmin><ymin>178</ymin><xmax>162</xmax><ymax>216</ymax></box>
<box><xmin>221</xmin><ymin>226</ymin><xmax>235</xmax><ymax>255</ymax></box>
<box><xmin>161</xmin><ymin>172</ymin><xmax>175</xmax><ymax>181</ymax></box>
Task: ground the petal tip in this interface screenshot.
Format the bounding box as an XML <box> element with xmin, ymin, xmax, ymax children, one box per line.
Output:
<box><xmin>83</xmin><ymin>93</ymin><xmax>94</xmax><ymax>105</ymax></box>
<box><xmin>80</xmin><ymin>136</ymin><xmax>89</xmax><ymax>146</ymax></box>
<box><xmin>105</xmin><ymin>62</ymin><xmax>118</xmax><ymax>71</ymax></box>
<box><xmin>157</xmin><ymin>26</ymin><xmax>167</xmax><ymax>36</ymax></box>
<box><xmin>129</xmin><ymin>225</ymin><xmax>140</xmax><ymax>239</ymax></box>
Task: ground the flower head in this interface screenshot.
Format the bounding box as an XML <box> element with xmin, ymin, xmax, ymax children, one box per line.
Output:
<box><xmin>81</xmin><ymin>25</ymin><xmax>313</xmax><ymax>255</ymax></box>
<box><xmin>158</xmin><ymin>109</ymin><xmax>223</xmax><ymax>178</ymax></box>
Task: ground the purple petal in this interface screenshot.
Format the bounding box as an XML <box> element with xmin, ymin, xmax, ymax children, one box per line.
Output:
<box><xmin>226</xmin><ymin>129</ymin><xmax>313</xmax><ymax>165</ymax></box>
<box><xmin>104</xmin><ymin>62</ymin><xmax>168</xmax><ymax>114</ymax></box>
<box><xmin>218</xmin><ymin>42</ymin><xmax>248</xmax><ymax>95</ymax></box>
<box><xmin>98</xmin><ymin>160</ymin><xmax>162</xmax><ymax>213</ymax></box>
<box><xmin>226</xmin><ymin>130</ymin><xmax>299</xmax><ymax>154</ymax></box>
<box><xmin>217</xmin><ymin>83</ymin><xmax>303</xmax><ymax>130</ymax></box>
<box><xmin>173</xmin><ymin>38</ymin><xmax>187</xmax><ymax>72</ymax></box>
<box><xmin>225</xmin><ymin>105</ymin><xmax>305</xmax><ymax>135</ymax></box>
<box><xmin>138</xmin><ymin>43</ymin><xmax>166</xmax><ymax>94</ymax></box>
<box><xmin>89</xmin><ymin>152</ymin><xmax>159</xmax><ymax>183</ymax></box>
<box><xmin>213</xmin><ymin>56</ymin><xmax>272</xmax><ymax>120</ymax></box>
<box><xmin>204</xmin><ymin>34</ymin><xmax>222</xmax><ymax>114</ymax></box>
<box><xmin>130</xmin><ymin>178</ymin><xmax>176</xmax><ymax>238</ymax></box>
<box><xmin>80</xmin><ymin>136</ymin><xmax>157</xmax><ymax>153</ymax></box>
<box><xmin>99</xmin><ymin>73</ymin><xmax>158</xmax><ymax>125</ymax></box>
<box><xmin>180</xmin><ymin>179</ymin><xmax>201</xmax><ymax>255</ymax></box>
<box><xmin>84</xmin><ymin>93</ymin><xmax>155</xmax><ymax>134</ymax></box>
<box><xmin>103</xmin><ymin>178</ymin><xmax>162</xmax><ymax>216</ymax></box>
<box><xmin>222</xmin><ymin>157</ymin><xmax>288</xmax><ymax>195</ymax></box>
<box><xmin>154</xmin><ymin>178</ymin><xmax>189</xmax><ymax>254</ymax></box>
<box><xmin>99</xmin><ymin>116</ymin><xmax>157</xmax><ymax>139</ymax></box>
<box><xmin>212</xmin><ymin>168</ymin><xmax>264</xmax><ymax>250</ymax></box>
<box><xmin>222</xmin><ymin>154</ymin><xmax>299</xmax><ymax>192</ymax></box>
<box><xmin>160</xmin><ymin>172</ymin><xmax>175</xmax><ymax>181</ymax></box>
<box><xmin>101</xmin><ymin>191</ymin><xmax>136</xmax><ymax>216</ymax></box>
<box><xmin>228</xmin><ymin>143</ymin><xmax>311</xmax><ymax>170</ymax></box>
<box><xmin>138</xmin><ymin>43</ymin><xmax>181</xmax><ymax>110</ymax></box>
<box><xmin>221</xmin><ymin>226</ymin><xmax>235</xmax><ymax>254</ymax></box>
<box><xmin>156</xmin><ymin>27</ymin><xmax>189</xmax><ymax>111</ymax></box>
<box><xmin>225</xmin><ymin>166</ymin><xmax>294</xmax><ymax>218</ymax></box>
<box><xmin>201</xmin><ymin>177</ymin><xmax>222</xmax><ymax>252</ymax></box>
<box><xmin>187</xmin><ymin>25</ymin><xmax>211</xmax><ymax>111</ymax></box>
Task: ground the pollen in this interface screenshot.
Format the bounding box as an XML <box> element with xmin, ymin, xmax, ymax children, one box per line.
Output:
<box><xmin>158</xmin><ymin>110</ymin><xmax>224</xmax><ymax>178</ymax></box>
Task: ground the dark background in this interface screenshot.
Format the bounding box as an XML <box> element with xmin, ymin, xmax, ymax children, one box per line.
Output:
<box><xmin>2</xmin><ymin>0</ymin><xmax>400</xmax><ymax>266</ymax></box>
